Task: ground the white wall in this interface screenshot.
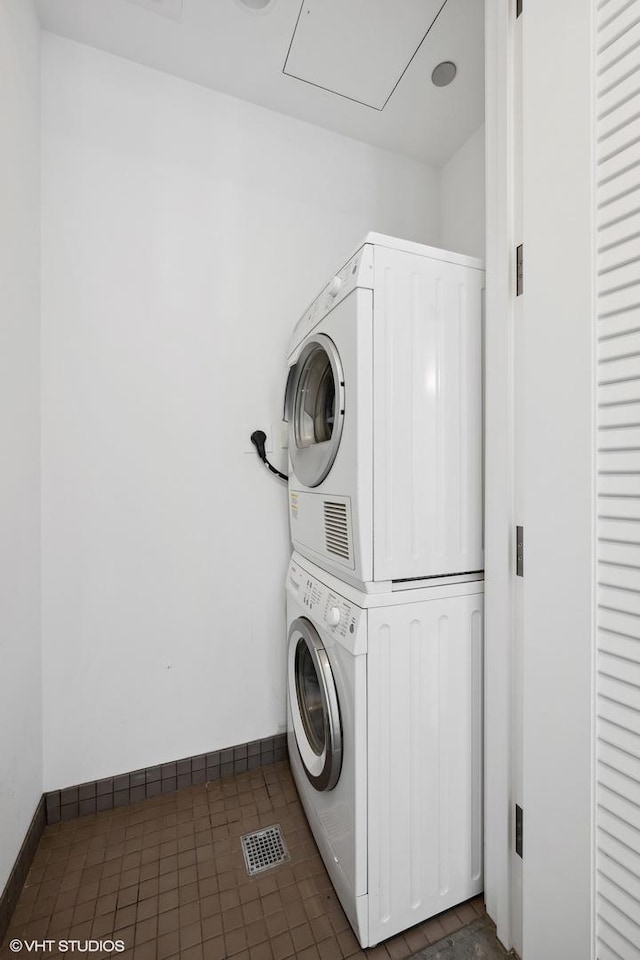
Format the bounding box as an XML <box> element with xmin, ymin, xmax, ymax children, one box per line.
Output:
<box><xmin>440</xmin><ymin>124</ymin><xmax>485</xmax><ymax>259</ymax></box>
<box><xmin>41</xmin><ymin>34</ymin><xmax>440</xmax><ymax>791</ymax></box>
<box><xmin>0</xmin><ymin>0</ymin><xmax>42</xmax><ymax>892</ymax></box>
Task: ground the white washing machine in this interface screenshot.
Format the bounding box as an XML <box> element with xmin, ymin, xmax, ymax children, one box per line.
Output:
<box><xmin>284</xmin><ymin>232</ymin><xmax>485</xmax><ymax>591</ymax></box>
<box><xmin>286</xmin><ymin>551</ymin><xmax>483</xmax><ymax>948</ymax></box>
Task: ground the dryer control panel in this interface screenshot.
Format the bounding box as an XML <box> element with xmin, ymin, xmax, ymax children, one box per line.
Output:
<box><xmin>288</xmin><ymin>243</ymin><xmax>374</xmax><ymax>355</ymax></box>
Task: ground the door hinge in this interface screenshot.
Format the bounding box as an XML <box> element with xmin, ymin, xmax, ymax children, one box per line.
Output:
<box><xmin>516</xmin><ymin>525</ymin><xmax>524</xmax><ymax>577</ymax></box>
<box><xmin>515</xmin><ymin>804</ymin><xmax>524</xmax><ymax>858</ymax></box>
<box><xmin>516</xmin><ymin>243</ymin><xmax>523</xmax><ymax>296</ymax></box>
<box><xmin>516</xmin><ymin>0</ymin><xmax>522</xmax><ymax>17</ymax></box>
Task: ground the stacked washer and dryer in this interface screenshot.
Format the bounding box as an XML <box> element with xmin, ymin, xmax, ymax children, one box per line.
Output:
<box><xmin>283</xmin><ymin>233</ymin><xmax>485</xmax><ymax>948</ymax></box>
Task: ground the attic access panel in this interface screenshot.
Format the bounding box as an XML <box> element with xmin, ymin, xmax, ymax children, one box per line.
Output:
<box><xmin>283</xmin><ymin>0</ymin><xmax>447</xmax><ymax>110</ymax></box>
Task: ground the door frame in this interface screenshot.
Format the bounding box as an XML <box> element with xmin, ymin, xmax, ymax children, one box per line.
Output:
<box><xmin>519</xmin><ymin>3</ymin><xmax>595</xmax><ymax>958</ymax></box>
<box><xmin>483</xmin><ymin>1</ymin><xmax>596</xmax><ymax>955</ymax></box>
<box><xmin>483</xmin><ymin>0</ymin><xmax>517</xmax><ymax>948</ymax></box>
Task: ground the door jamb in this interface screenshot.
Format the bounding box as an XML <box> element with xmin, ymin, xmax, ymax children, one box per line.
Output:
<box><xmin>483</xmin><ymin>0</ymin><xmax>516</xmax><ymax>949</ymax></box>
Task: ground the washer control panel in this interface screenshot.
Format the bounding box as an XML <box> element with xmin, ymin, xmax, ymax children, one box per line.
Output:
<box><xmin>324</xmin><ymin>592</ymin><xmax>357</xmax><ymax>639</ymax></box>
<box><xmin>301</xmin><ymin>577</ymin><xmax>323</xmax><ymax>611</ymax></box>
<box><xmin>291</xmin><ymin>566</ymin><xmax>360</xmax><ymax>639</ymax></box>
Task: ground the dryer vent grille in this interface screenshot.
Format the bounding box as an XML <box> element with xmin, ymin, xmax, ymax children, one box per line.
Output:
<box><xmin>324</xmin><ymin>501</ymin><xmax>350</xmax><ymax>560</ymax></box>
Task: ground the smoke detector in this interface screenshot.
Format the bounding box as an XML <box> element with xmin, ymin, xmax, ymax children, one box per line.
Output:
<box><xmin>431</xmin><ymin>61</ymin><xmax>457</xmax><ymax>87</ymax></box>
<box><xmin>234</xmin><ymin>0</ymin><xmax>278</xmax><ymax>13</ymax></box>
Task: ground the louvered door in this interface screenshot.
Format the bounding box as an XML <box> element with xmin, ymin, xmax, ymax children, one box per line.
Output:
<box><xmin>596</xmin><ymin>1</ymin><xmax>640</xmax><ymax>956</ymax></box>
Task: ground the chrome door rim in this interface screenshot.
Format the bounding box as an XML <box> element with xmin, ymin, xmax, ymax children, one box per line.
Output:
<box><xmin>287</xmin><ymin>334</ymin><xmax>345</xmax><ymax>488</ymax></box>
<box><xmin>288</xmin><ymin>617</ymin><xmax>342</xmax><ymax>791</ymax></box>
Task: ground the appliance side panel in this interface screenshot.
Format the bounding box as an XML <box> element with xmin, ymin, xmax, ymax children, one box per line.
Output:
<box><xmin>372</xmin><ymin>247</ymin><xmax>484</xmax><ymax>581</ymax></box>
<box><xmin>367</xmin><ymin>591</ymin><xmax>484</xmax><ymax>945</ymax></box>
<box><xmin>595</xmin><ymin>2</ymin><xmax>640</xmax><ymax>955</ymax></box>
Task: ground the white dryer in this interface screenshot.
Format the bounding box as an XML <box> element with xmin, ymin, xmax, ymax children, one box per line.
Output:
<box><xmin>286</xmin><ymin>552</ymin><xmax>483</xmax><ymax>948</ymax></box>
<box><xmin>284</xmin><ymin>233</ymin><xmax>485</xmax><ymax>591</ymax></box>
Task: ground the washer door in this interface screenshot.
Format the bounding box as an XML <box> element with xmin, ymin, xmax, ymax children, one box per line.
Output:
<box><xmin>288</xmin><ymin>617</ymin><xmax>342</xmax><ymax>791</ymax></box>
<box><xmin>286</xmin><ymin>334</ymin><xmax>345</xmax><ymax>488</ymax></box>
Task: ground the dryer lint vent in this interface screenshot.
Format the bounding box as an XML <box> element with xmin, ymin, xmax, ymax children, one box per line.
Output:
<box><xmin>324</xmin><ymin>501</ymin><xmax>351</xmax><ymax>560</ymax></box>
<box><xmin>241</xmin><ymin>825</ymin><xmax>290</xmax><ymax>876</ymax></box>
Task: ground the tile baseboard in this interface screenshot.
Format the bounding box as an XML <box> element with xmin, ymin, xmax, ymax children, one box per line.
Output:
<box><xmin>44</xmin><ymin>732</ymin><xmax>288</xmax><ymax>824</ymax></box>
<box><xmin>0</xmin><ymin>796</ymin><xmax>45</xmax><ymax>947</ymax></box>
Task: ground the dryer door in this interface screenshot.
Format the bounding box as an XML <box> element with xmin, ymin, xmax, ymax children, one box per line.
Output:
<box><xmin>288</xmin><ymin>617</ymin><xmax>342</xmax><ymax>791</ymax></box>
<box><xmin>286</xmin><ymin>334</ymin><xmax>345</xmax><ymax>488</ymax></box>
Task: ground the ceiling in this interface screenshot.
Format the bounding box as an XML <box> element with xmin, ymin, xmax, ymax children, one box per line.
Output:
<box><xmin>35</xmin><ymin>0</ymin><xmax>484</xmax><ymax>167</ymax></box>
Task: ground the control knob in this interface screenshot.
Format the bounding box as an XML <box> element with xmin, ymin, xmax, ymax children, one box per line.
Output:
<box><xmin>326</xmin><ymin>606</ymin><xmax>341</xmax><ymax>627</ymax></box>
<box><xmin>327</xmin><ymin>276</ymin><xmax>342</xmax><ymax>298</ymax></box>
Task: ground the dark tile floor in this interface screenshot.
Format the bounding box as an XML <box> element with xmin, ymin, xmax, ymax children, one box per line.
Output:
<box><xmin>412</xmin><ymin>918</ymin><xmax>511</xmax><ymax>959</ymax></box>
<box><xmin>0</xmin><ymin>761</ymin><xmax>486</xmax><ymax>960</ymax></box>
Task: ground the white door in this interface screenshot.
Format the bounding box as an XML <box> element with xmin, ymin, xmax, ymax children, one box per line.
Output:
<box><xmin>595</xmin><ymin>1</ymin><xmax>640</xmax><ymax>956</ymax></box>
<box><xmin>511</xmin><ymin>7</ymin><xmax>524</xmax><ymax>956</ymax></box>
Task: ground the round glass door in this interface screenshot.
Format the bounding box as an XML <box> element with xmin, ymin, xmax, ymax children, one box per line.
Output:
<box><xmin>287</xmin><ymin>334</ymin><xmax>345</xmax><ymax>488</ymax></box>
<box><xmin>288</xmin><ymin>618</ymin><xmax>342</xmax><ymax>791</ymax></box>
